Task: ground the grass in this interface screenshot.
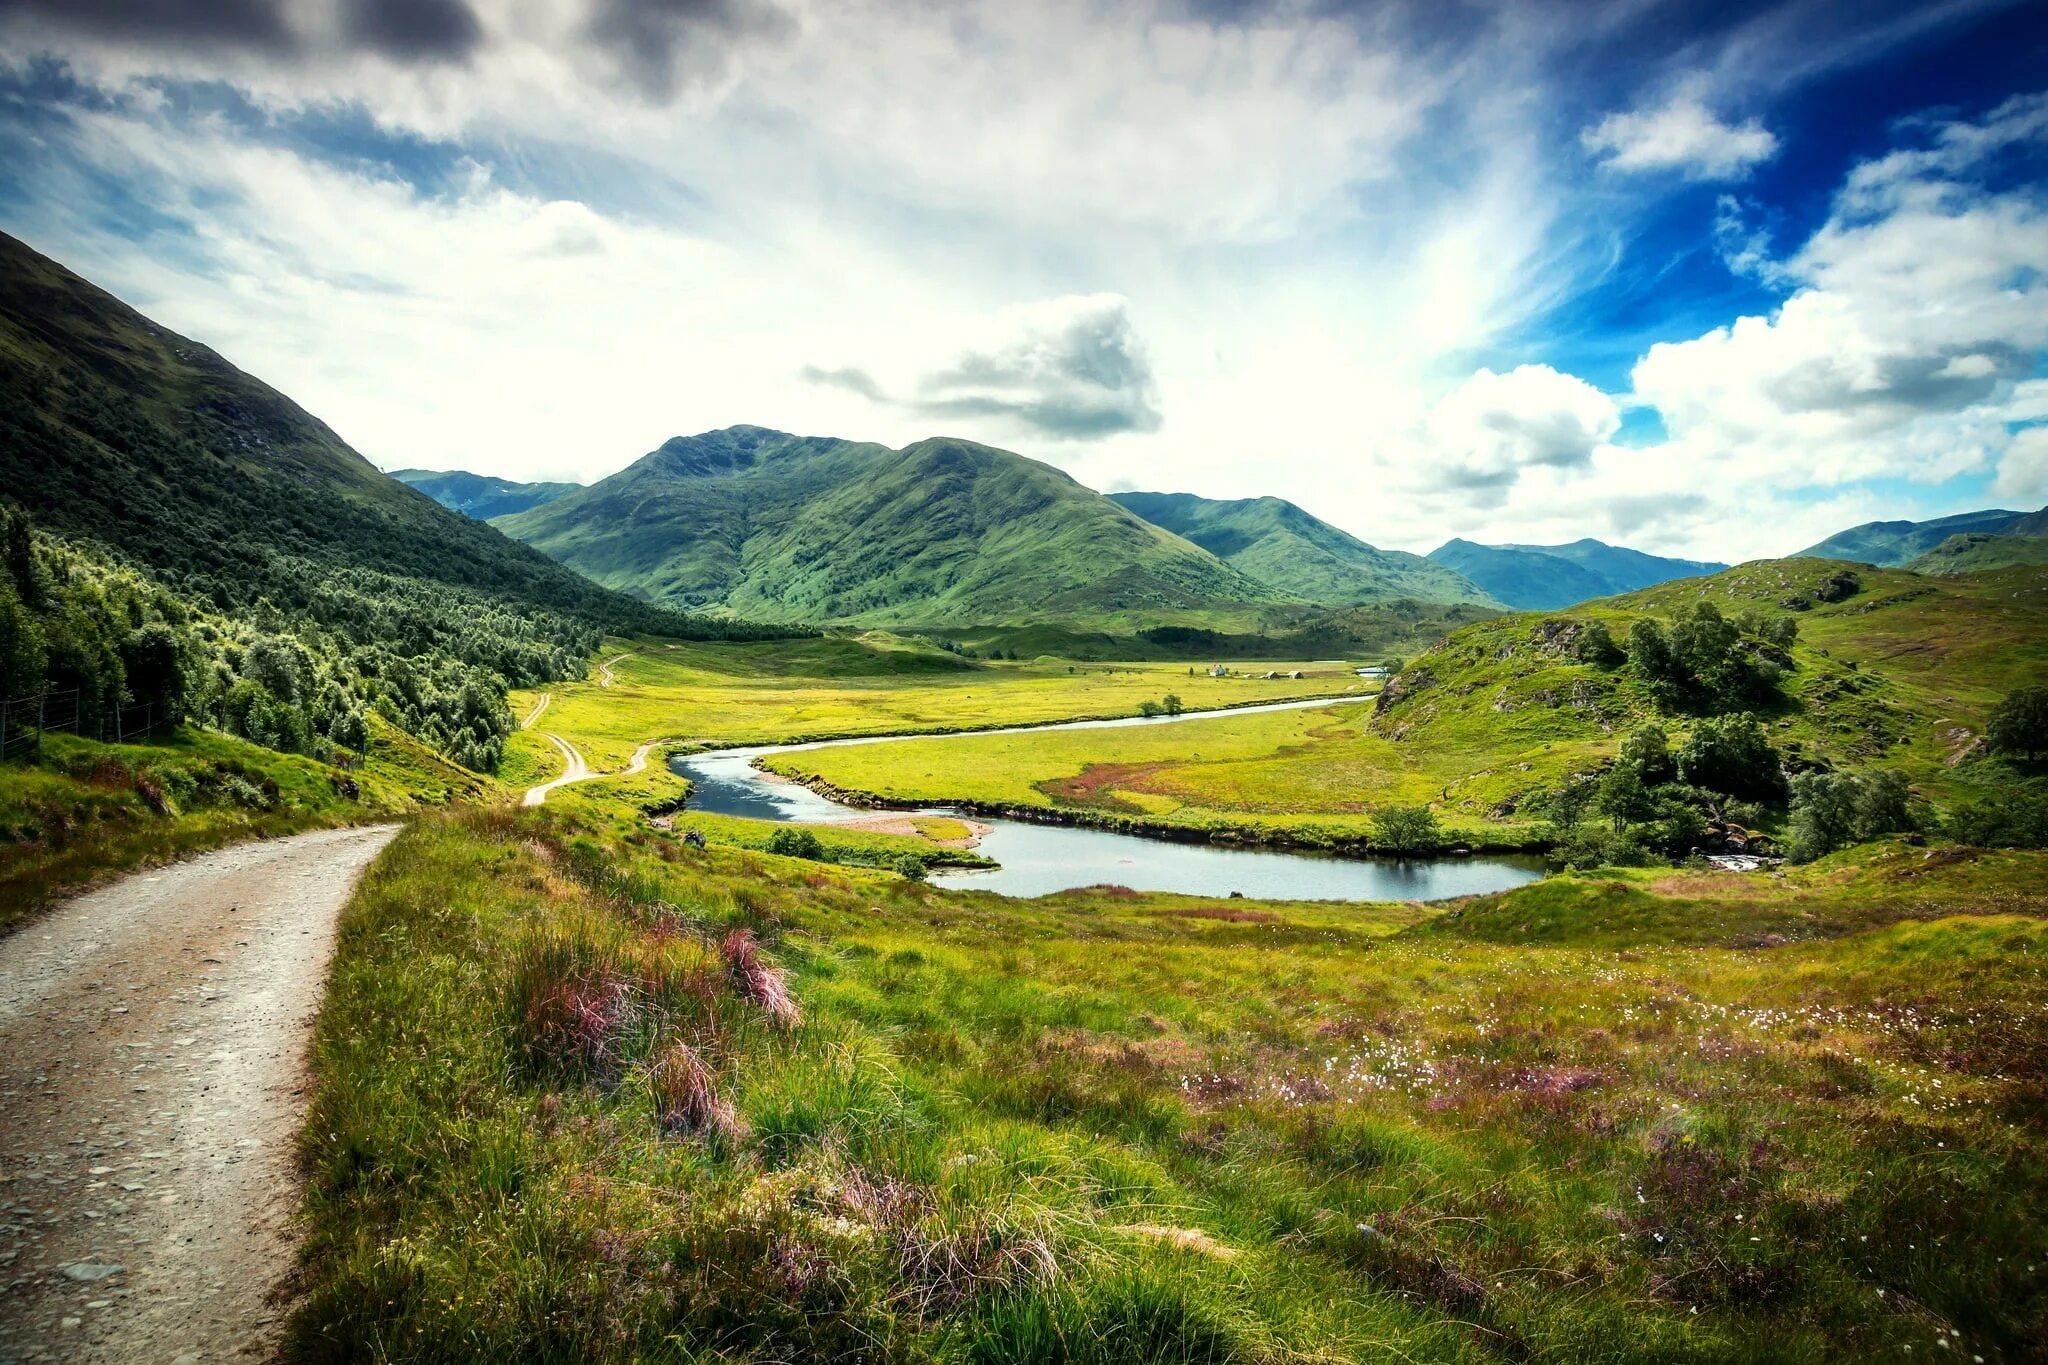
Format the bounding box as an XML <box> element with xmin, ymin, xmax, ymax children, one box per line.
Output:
<box><xmin>291</xmin><ymin>802</ymin><xmax>2048</xmax><ymax>1361</ymax></box>
<box><xmin>766</xmin><ymin>560</ymin><xmax>2048</xmax><ymax>850</ymax></box>
<box><xmin>0</xmin><ymin>716</ymin><xmax>490</xmax><ymax>932</ymax></box>
<box><xmin>507</xmin><ymin>633</ymin><xmax>1361</xmax><ymax>773</ymax></box>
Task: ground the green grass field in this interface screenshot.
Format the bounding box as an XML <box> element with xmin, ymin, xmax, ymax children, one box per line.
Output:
<box><xmin>508</xmin><ymin>633</ymin><xmax>1363</xmax><ymax>773</ymax></box>
<box><xmin>767</xmin><ymin>561</ymin><xmax>2048</xmax><ymax>850</ymax></box>
<box><xmin>0</xmin><ymin>716</ymin><xmax>491</xmax><ymax>931</ymax></box>
<box><xmin>290</xmin><ymin>802</ymin><xmax>2048</xmax><ymax>1361</ymax></box>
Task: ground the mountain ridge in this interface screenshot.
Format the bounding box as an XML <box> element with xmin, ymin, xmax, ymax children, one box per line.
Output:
<box><xmin>494</xmin><ymin>428</ymin><xmax>1287</xmax><ymax>626</ymax></box>
<box><xmin>1426</xmin><ymin>537</ymin><xmax>1725</xmax><ymax>610</ymax></box>
<box><xmin>1107</xmin><ymin>490</ymin><xmax>1497</xmax><ymax>607</ymax></box>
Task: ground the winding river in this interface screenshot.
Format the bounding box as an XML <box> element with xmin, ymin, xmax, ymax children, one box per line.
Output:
<box><xmin>671</xmin><ymin>699</ymin><xmax>1545</xmax><ymax>901</ymax></box>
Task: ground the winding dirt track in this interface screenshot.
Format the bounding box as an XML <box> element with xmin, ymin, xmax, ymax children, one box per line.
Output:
<box><xmin>520</xmin><ymin>691</ymin><xmax>551</xmax><ymax>730</ymax></box>
<box><xmin>0</xmin><ymin>824</ymin><xmax>400</xmax><ymax>1363</ymax></box>
<box><xmin>521</xmin><ymin>735</ymin><xmax>666</xmax><ymax>807</ymax></box>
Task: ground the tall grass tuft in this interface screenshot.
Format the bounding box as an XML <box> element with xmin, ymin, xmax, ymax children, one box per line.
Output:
<box><xmin>722</xmin><ymin>927</ymin><xmax>802</xmax><ymax>1029</ymax></box>
<box><xmin>650</xmin><ymin>1041</ymin><xmax>745</xmax><ymax>1144</ymax></box>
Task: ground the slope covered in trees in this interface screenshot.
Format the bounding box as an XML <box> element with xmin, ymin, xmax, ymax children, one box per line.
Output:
<box><xmin>0</xmin><ymin>231</ymin><xmax>786</xmax><ymax>771</ymax></box>
<box><xmin>496</xmin><ymin>427</ymin><xmax>1284</xmax><ymax>626</ymax></box>
<box><xmin>1108</xmin><ymin>490</ymin><xmax>1495</xmax><ymax>606</ymax></box>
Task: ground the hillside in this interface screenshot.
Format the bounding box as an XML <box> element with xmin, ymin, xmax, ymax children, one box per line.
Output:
<box><xmin>1796</xmin><ymin>506</ymin><xmax>2035</xmax><ymax>565</ymax></box>
<box><xmin>496</xmin><ymin>428</ymin><xmax>1283</xmax><ymax>625</ymax></box>
<box><xmin>1109</xmin><ymin>490</ymin><xmax>1495</xmax><ymax>606</ymax></box>
<box><xmin>1907</xmin><ymin>529</ymin><xmax>2048</xmax><ymax>576</ymax></box>
<box><xmin>1427</xmin><ymin>536</ymin><xmax>1723</xmax><ymax>609</ymax></box>
<box><xmin>0</xmin><ymin>231</ymin><xmax>780</xmax><ymax>777</ymax></box>
<box><xmin>389</xmin><ymin>468</ymin><xmax>579</xmax><ymax>520</ymax></box>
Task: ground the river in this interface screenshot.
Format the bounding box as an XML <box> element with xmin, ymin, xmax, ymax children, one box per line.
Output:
<box><xmin>670</xmin><ymin>698</ymin><xmax>1545</xmax><ymax>901</ymax></box>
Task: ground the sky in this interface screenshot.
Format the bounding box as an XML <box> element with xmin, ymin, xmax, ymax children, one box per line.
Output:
<box><xmin>0</xmin><ymin>0</ymin><xmax>2044</xmax><ymax>563</ymax></box>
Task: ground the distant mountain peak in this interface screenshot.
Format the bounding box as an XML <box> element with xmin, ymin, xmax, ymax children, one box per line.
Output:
<box><xmin>1426</xmin><ymin>537</ymin><xmax>1724</xmax><ymax>611</ymax></box>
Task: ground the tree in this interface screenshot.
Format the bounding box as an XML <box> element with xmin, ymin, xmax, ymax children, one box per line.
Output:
<box><xmin>1675</xmin><ymin>713</ymin><xmax>1784</xmax><ymax>801</ymax></box>
<box><xmin>1617</xmin><ymin>723</ymin><xmax>1675</xmax><ymax>786</ymax></box>
<box><xmin>1371</xmin><ymin>804</ymin><xmax>1440</xmax><ymax>854</ymax></box>
<box><xmin>1986</xmin><ymin>685</ymin><xmax>2048</xmax><ymax>762</ymax></box>
<box><xmin>1626</xmin><ymin>619</ymin><xmax>1677</xmax><ymax>698</ymax></box>
<box><xmin>1574</xmin><ymin>620</ymin><xmax>1622</xmax><ymax>667</ymax></box>
<box><xmin>1162</xmin><ymin>693</ymin><xmax>1184</xmax><ymax>716</ymax></box>
<box><xmin>1595</xmin><ymin>763</ymin><xmax>1654</xmax><ymax>834</ymax></box>
<box><xmin>121</xmin><ymin>623</ymin><xmax>185</xmax><ymax>720</ymax></box>
<box><xmin>766</xmin><ymin>827</ymin><xmax>825</xmax><ymax>860</ymax></box>
<box><xmin>1787</xmin><ymin>769</ymin><xmax>1914</xmax><ymax>862</ymax></box>
<box><xmin>1537</xmin><ymin>773</ymin><xmax>1597</xmax><ymax>834</ymax></box>
<box><xmin>1138</xmin><ymin>699</ymin><xmax>1163</xmax><ymax>718</ymax></box>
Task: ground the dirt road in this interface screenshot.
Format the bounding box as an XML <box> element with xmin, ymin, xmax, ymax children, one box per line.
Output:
<box><xmin>521</xmin><ymin>732</ymin><xmax>592</xmax><ymax>806</ymax></box>
<box><xmin>521</xmin><ymin>691</ymin><xmax>551</xmax><ymax>730</ymax></box>
<box><xmin>0</xmin><ymin>824</ymin><xmax>400</xmax><ymax>1363</ymax></box>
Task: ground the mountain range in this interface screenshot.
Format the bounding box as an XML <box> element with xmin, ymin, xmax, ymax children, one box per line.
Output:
<box><xmin>1424</xmin><ymin>538</ymin><xmax>1727</xmax><ymax>610</ymax></box>
<box><xmin>1795</xmin><ymin>507</ymin><xmax>2043</xmax><ymax>566</ymax></box>
<box><xmin>1106</xmin><ymin>491</ymin><xmax>1494</xmax><ymax>607</ymax></box>
<box><xmin>388</xmin><ymin>468</ymin><xmax>578</xmax><ymax>521</ymax></box>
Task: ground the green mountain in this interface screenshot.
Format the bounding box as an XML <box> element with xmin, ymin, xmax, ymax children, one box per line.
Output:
<box><xmin>495</xmin><ymin>428</ymin><xmax>1283</xmax><ymax>626</ymax></box>
<box><xmin>1796</xmin><ymin>507</ymin><xmax>2034</xmax><ymax>566</ymax></box>
<box><xmin>390</xmin><ymin>468</ymin><xmax>579</xmax><ymax>520</ymax></box>
<box><xmin>1907</xmin><ymin>530</ymin><xmax>2048</xmax><ymax>576</ymax></box>
<box><xmin>0</xmin><ymin>230</ymin><xmax>770</xmax><ymax>770</ymax></box>
<box><xmin>1107</xmin><ymin>491</ymin><xmax>1495</xmax><ymax>606</ymax></box>
<box><xmin>1426</xmin><ymin>537</ymin><xmax>1725</xmax><ymax>610</ymax></box>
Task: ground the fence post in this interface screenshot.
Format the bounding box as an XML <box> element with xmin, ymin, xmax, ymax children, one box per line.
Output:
<box><xmin>36</xmin><ymin>691</ymin><xmax>45</xmax><ymax>753</ymax></box>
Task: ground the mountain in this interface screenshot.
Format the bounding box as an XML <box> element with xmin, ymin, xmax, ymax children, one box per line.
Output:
<box><xmin>1796</xmin><ymin>507</ymin><xmax>2034</xmax><ymax>566</ymax></box>
<box><xmin>495</xmin><ymin>428</ymin><xmax>1284</xmax><ymax>625</ymax></box>
<box><xmin>1426</xmin><ymin>538</ymin><xmax>1726</xmax><ymax>610</ymax></box>
<box><xmin>1107</xmin><ymin>491</ymin><xmax>1496</xmax><ymax>606</ymax></box>
<box><xmin>0</xmin><ymin>230</ymin><xmax>772</xmax><ymax>770</ymax></box>
<box><xmin>390</xmin><ymin>468</ymin><xmax>578</xmax><ymax>520</ymax></box>
<box><xmin>1906</xmin><ymin>531</ymin><xmax>2048</xmax><ymax>577</ymax></box>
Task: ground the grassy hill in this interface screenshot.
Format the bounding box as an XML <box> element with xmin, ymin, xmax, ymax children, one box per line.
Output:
<box><xmin>497</xmin><ymin>427</ymin><xmax>1285</xmax><ymax>626</ymax></box>
<box><xmin>1108</xmin><ymin>491</ymin><xmax>1495</xmax><ymax>606</ymax></box>
<box><xmin>1796</xmin><ymin>506</ymin><xmax>2037</xmax><ymax>565</ymax></box>
<box><xmin>389</xmin><ymin>468</ymin><xmax>579</xmax><ymax>520</ymax></box>
<box><xmin>775</xmin><ymin>557</ymin><xmax>2048</xmax><ymax>848</ymax></box>
<box><xmin>1427</xmin><ymin>536</ymin><xmax>1725</xmax><ymax>609</ymax></box>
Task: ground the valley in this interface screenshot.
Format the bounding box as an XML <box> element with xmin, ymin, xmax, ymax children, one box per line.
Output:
<box><xmin>2</xmin><ymin>230</ymin><xmax>2047</xmax><ymax>1365</ymax></box>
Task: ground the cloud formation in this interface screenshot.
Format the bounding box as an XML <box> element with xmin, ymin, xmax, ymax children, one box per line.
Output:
<box><xmin>0</xmin><ymin>0</ymin><xmax>483</xmax><ymax>62</ymax></box>
<box><xmin>1422</xmin><ymin>364</ymin><xmax>1621</xmax><ymax>499</ymax></box>
<box><xmin>1582</xmin><ymin>95</ymin><xmax>1777</xmax><ymax>179</ymax></box>
<box><xmin>804</xmin><ymin>295</ymin><xmax>1165</xmax><ymax>441</ymax></box>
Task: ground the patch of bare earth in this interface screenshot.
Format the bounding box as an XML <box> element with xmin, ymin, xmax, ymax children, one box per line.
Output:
<box><xmin>0</xmin><ymin>824</ymin><xmax>399</xmax><ymax>1363</ymax></box>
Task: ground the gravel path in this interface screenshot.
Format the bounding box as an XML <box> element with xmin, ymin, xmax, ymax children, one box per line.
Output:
<box><xmin>521</xmin><ymin>733</ymin><xmax>592</xmax><ymax>807</ymax></box>
<box><xmin>0</xmin><ymin>824</ymin><xmax>400</xmax><ymax>1363</ymax></box>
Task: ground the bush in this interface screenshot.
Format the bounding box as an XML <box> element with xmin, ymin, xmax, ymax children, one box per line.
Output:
<box><xmin>1944</xmin><ymin>789</ymin><xmax>2048</xmax><ymax>849</ymax></box>
<box><xmin>1573</xmin><ymin>620</ymin><xmax>1623</xmax><ymax>667</ymax></box>
<box><xmin>1986</xmin><ymin>685</ymin><xmax>2048</xmax><ymax>762</ymax></box>
<box><xmin>765</xmin><ymin>827</ymin><xmax>826</xmax><ymax>861</ymax></box>
<box><xmin>1371</xmin><ymin>804</ymin><xmax>1440</xmax><ymax>854</ymax></box>
<box><xmin>1675</xmin><ymin>713</ymin><xmax>1784</xmax><ymax>801</ymax></box>
<box><xmin>1786</xmin><ymin>769</ymin><xmax>1914</xmax><ymax>862</ymax></box>
<box><xmin>894</xmin><ymin>851</ymin><xmax>929</xmax><ymax>882</ymax></box>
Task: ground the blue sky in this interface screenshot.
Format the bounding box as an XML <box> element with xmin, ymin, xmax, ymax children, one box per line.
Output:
<box><xmin>0</xmin><ymin>0</ymin><xmax>2043</xmax><ymax>561</ymax></box>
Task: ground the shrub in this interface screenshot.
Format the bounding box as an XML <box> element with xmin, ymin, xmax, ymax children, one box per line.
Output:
<box><xmin>894</xmin><ymin>852</ymin><xmax>930</xmax><ymax>882</ymax></box>
<box><xmin>1986</xmin><ymin>685</ymin><xmax>2048</xmax><ymax>762</ymax></box>
<box><xmin>1573</xmin><ymin>620</ymin><xmax>1623</xmax><ymax>667</ymax></box>
<box><xmin>1617</xmin><ymin>722</ymin><xmax>1675</xmax><ymax>785</ymax></box>
<box><xmin>766</xmin><ymin>827</ymin><xmax>826</xmax><ymax>861</ymax></box>
<box><xmin>1944</xmin><ymin>789</ymin><xmax>2048</xmax><ymax>849</ymax></box>
<box><xmin>1675</xmin><ymin>713</ymin><xmax>1784</xmax><ymax>801</ymax></box>
<box><xmin>1371</xmin><ymin>804</ymin><xmax>1440</xmax><ymax>854</ymax></box>
<box><xmin>1786</xmin><ymin>769</ymin><xmax>1914</xmax><ymax>862</ymax></box>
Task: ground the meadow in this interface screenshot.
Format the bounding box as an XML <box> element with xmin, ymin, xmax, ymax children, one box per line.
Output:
<box><xmin>502</xmin><ymin>633</ymin><xmax>1360</xmax><ymax>776</ymax></box>
<box><xmin>0</xmin><ymin>717</ymin><xmax>489</xmax><ymax>930</ymax></box>
<box><xmin>765</xmin><ymin>561</ymin><xmax>2048</xmax><ymax>850</ymax></box>
<box><xmin>290</xmin><ymin>801</ymin><xmax>2048</xmax><ymax>1362</ymax></box>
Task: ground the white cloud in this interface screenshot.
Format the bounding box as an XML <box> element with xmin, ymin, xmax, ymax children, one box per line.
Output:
<box><xmin>1995</xmin><ymin>426</ymin><xmax>2048</xmax><ymax>505</ymax></box>
<box><xmin>1420</xmin><ymin>364</ymin><xmax>1620</xmax><ymax>500</ymax></box>
<box><xmin>1582</xmin><ymin>94</ymin><xmax>1777</xmax><ymax>179</ymax></box>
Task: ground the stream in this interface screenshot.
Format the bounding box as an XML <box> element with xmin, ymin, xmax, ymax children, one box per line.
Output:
<box><xmin>671</xmin><ymin>699</ymin><xmax>1545</xmax><ymax>901</ymax></box>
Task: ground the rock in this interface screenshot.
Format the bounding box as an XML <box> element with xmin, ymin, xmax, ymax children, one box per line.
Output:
<box><xmin>60</xmin><ymin>1262</ymin><xmax>123</xmax><ymax>1281</ymax></box>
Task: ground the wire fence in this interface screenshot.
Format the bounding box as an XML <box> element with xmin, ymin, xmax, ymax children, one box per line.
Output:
<box><xmin>0</xmin><ymin>688</ymin><xmax>173</xmax><ymax>760</ymax></box>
